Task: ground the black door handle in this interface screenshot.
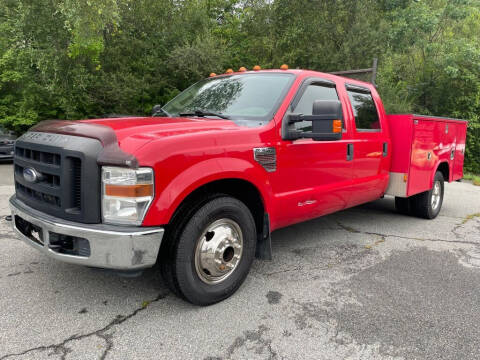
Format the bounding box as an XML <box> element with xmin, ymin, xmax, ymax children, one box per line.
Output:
<box><xmin>383</xmin><ymin>142</ymin><xmax>388</xmax><ymax>157</ymax></box>
<box><xmin>347</xmin><ymin>143</ymin><xmax>354</xmax><ymax>161</ymax></box>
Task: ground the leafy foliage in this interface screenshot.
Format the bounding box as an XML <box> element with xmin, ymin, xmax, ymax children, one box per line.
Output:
<box><xmin>0</xmin><ymin>0</ymin><xmax>479</xmax><ymax>171</ymax></box>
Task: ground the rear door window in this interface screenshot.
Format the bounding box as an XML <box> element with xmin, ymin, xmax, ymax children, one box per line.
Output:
<box><xmin>347</xmin><ymin>87</ymin><xmax>381</xmax><ymax>131</ymax></box>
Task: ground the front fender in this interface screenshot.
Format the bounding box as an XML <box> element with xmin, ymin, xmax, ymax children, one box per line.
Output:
<box><xmin>142</xmin><ymin>157</ymin><xmax>274</xmax><ymax>226</ymax></box>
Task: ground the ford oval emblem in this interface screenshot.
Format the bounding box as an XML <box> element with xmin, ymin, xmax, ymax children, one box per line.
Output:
<box><xmin>23</xmin><ymin>167</ymin><xmax>40</xmax><ymax>183</ymax></box>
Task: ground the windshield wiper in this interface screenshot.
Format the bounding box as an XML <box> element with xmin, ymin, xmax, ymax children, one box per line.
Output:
<box><xmin>178</xmin><ymin>110</ymin><xmax>230</xmax><ymax>120</ymax></box>
<box><xmin>152</xmin><ymin>106</ymin><xmax>171</xmax><ymax>117</ymax></box>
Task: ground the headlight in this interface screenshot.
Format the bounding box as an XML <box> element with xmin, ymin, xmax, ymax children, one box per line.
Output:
<box><xmin>101</xmin><ymin>166</ymin><xmax>154</xmax><ymax>225</ymax></box>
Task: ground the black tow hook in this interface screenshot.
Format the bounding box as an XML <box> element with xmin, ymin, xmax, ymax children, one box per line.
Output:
<box><xmin>4</xmin><ymin>215</ymin><xmax>12</xmax><ymax>222</ymax></box>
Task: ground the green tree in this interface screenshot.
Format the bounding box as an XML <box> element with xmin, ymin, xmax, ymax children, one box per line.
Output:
<box><xmin>0</xmin><ymin>0</ymin><xmax>479</xmax><ymax>170</ymax></box>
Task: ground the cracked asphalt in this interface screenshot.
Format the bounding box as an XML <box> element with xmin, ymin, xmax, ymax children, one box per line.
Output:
<box><xmin>1</xmin><ymin>162</ymin><xmax>480</xmax><ymax>360</ymax></box>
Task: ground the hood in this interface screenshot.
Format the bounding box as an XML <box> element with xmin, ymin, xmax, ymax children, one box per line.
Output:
<box><xmin>30</xmin><ymin>116</ymin><xmax>243</xmax><ymax>168</ymax></box>
<box><xmin>80</xmin><ymin>116</ymin><xmax>241</xmax><ymax>144</ymax></box>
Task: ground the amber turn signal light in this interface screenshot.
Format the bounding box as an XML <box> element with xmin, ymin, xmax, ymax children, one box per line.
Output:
<box><xmin>105</xmin><ymin>184</ymin><xmax>153</xmax><ymax>198</ymax></box>
<box><xmin>333</xmin><ymin>120</ymin><xmax>342</xmax><ymax>133</ymax></box>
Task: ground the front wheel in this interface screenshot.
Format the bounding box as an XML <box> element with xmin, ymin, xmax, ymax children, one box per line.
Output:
<box><xmin>161</xmin><ymin>196</ymin><xmax>256</xmax><ymax>305</ymax></box>
<box><xmin>411</xmin><ymin>171</ymin><xmax>445</xmax><ymax>219</ymax></box>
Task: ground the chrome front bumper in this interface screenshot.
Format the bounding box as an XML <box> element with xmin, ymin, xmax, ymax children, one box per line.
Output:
<box><xmin>9</xmin><ymin>196</ymin><xmax>164</xmax><ymax>270</ymax></box>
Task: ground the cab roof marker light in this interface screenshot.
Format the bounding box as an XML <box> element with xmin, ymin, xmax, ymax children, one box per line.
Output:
<box><xmin>280</xmin><ymin>64</ymin><xmax>289</xmax><ymax>70</ymax></box>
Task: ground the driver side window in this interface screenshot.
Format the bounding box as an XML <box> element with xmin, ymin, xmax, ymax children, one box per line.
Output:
<box><xmin>292</xmin><ymin>84</ymin><xmax>340</xmax><ymax>132</ymax></box>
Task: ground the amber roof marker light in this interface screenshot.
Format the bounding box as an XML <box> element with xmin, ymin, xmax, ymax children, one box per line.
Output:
<box><xmin>225</xmin><ymin>68</ymin><xmax>234</xmax><ymax>74</ymax></box>
<box><xmin>253</xmin><ymin>65</ymin><xmax>261</xmax><ymax>71</ymax></box>
<box><xmin>238</xmin><ymin>66</ymin><xmax>247</xmax><ymax>72</ymax></box>
<box><xmin>280</xmin><ymin>64</ymin><xmax>289</xmax><ymax>70</ymax></box>
<box><xmin>209</xmin><ymin>72</ymin><xmax>216</xmax><ymax>77</ymax></box>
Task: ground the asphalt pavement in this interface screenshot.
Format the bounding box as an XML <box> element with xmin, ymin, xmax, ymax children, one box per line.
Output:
<box><xmin>0</xmin><ymin>163</ymin><xmax>13</xmax><ymax>185</ymax></box>
<box><xmin>1</xmin><ymin>162</ymin><xmax>480</xmax><ymax>359</ymax></box>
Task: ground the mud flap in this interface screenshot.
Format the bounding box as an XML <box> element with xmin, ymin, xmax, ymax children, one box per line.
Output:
<box><xmin>255</xmin><ymin>213</ymin><xmax>272</xmax><ymax>260</ymax></box>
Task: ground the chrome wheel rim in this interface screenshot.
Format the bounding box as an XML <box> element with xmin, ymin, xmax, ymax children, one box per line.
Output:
<box><xmin>194</xmin><ymin>218</ymin><xmax>243</xmax><ymax>284</ymax></box>
<box><xmin>431</xmin><ymin>181</ymin><xmax>441</xmax><ymax>210</ymax></box>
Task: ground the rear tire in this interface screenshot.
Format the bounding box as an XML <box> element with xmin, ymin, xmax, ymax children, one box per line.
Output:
<box><xmin>411</xmin><ymin>171</ymin><xmax>444</xmax><ymax>219</ymax></box>
<box><xmin>161</xmin><ymin>196</ymin><xmax>256</xmax><ymax>305</ymax></box>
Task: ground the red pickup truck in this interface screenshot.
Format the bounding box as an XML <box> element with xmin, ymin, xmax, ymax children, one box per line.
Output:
<box><xmin>9</xmin><ymin>69</ymin><xmax>467</xmax><ymax>305</ymax></box>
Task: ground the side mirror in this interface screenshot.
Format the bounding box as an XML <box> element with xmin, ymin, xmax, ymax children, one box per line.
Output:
<box><xmin>312</xmin><ymin>100</ymin><xmax>342</xmax><ymax>118</ymax></box>
<box><xmin>283</xmin><ymin>100</ymin><xmax>343</xmax><ymax>141</ymax></box>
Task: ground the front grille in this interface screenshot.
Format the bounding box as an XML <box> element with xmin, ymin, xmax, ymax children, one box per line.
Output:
<box><xmin>14</xmin><ymin>132</ymin><xmax>103</xmax><ymax>223</ymax></box>
<box><xmin>15</xmin><ymin>168</ymin><xmax>61</xmax><ymax>190</ymax></box>
<box><xmin>14</xmin><ymin>145</ymin><xmax>65</xmax><ymax>210</ymax></box>
<box><xmin>15</xmin><ymin>146</ymin><xmax>61</xmax><ymax>165</ymax></box>
<box><xmin>15</xmin><ymin>145</ymin><xmax>81</xmax><ymax>211</ymax></box>
<box><xmin>71</xmin><ymin>157</ymin><xmax>82</xmax><ymax>209</ymax></box>
<box><xmin>15</xmin><ymin>182</ymin><xmax>61</xmax><ymax>207</ymax></box>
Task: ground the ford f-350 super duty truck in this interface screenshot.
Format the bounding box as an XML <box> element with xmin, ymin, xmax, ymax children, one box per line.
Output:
<box><xmin>9</xmin><ymin>69</ymin><xmax>468</xmax><ymax>305</ymax></box>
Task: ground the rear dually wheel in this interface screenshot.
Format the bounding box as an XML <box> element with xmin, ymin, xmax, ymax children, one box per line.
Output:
<box><xmin>411</xmin><ymin>171</ymin><xmax>445</xmax><ymax>219</ymax></box>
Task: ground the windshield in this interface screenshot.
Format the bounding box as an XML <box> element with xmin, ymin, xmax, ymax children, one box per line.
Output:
<box><xmin>162</xmin><ymin>73</ymin><xmax>294</xmax><ymax>123</ymax></box>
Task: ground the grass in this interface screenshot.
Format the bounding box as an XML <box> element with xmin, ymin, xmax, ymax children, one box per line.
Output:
<box><xmin>464</xmin><ymin>173</ymin><xmax>480</xmax><ymax>186</ymax></box>
<box><xmin>461</xmin><ymin>213</ymin><xmax>480</xmax><ymax>224</ymax></box>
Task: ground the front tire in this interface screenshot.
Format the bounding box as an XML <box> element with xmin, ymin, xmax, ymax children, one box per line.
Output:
<box><xmin>161</xmin><ymin>196</ymin><xmax>256</xmax><ymax>305</ymax></box>
<box><xmin>411</xmin><ymin>171</ymin><xmax>444</xmax><ymax>219</ymax></box>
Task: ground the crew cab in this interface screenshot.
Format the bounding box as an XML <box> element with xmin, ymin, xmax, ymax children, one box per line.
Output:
<box><xmin>8</xmin><ymin>69</ymin><xmax>467</xmax><ymax>305</ymax></box>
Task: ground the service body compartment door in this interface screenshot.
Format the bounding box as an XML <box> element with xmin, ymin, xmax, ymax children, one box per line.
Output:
<box><xmin>387</xmin><ymin>114</ymin><xmax>468</xmax><ymax>197</ymax></box>
<box><xmin>408</xmin><ymin>119</ymin><xmax>443</xmax><ymax>196</ymax></box>
<box><xmin>453</xmin><ymin>123</ymin><xmax>467</xmax><ymax>181</ymax></box>
<box><xmin>443</xmin><ymin>121</ymin><xmax>457</xmax><ymax>182</ymax></box>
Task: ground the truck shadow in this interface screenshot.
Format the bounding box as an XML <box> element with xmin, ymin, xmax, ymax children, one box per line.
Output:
<box><xmin>55</xmin><ymin>197</ymin><xmax>398</xmax><ymax>301</ymax></box>
<box><xmin>269</xmin><ymin>196</ymin><xmax>397</xmax><ymax>247</ymax></box>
